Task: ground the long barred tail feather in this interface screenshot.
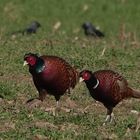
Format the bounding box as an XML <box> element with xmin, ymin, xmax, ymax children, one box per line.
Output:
<box><xmin>131</xmin><ymin>88</ymin><xmax>140</xmax><ymax>98</ymax></box>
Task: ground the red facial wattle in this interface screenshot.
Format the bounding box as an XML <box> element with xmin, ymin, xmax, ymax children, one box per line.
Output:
<box><xmin>26</xmin><ymin>57</ymin><xmax>36</xmax><ymax>66</ymax></box>
<box><xmin>83</xmin><ymin>72</ymin><xmax>91</xmax><ymax>81</ymax></box>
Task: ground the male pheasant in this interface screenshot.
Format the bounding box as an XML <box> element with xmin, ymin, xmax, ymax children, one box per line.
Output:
<box><xmin>24</xmin><ymin>53</ymin><xmax>79</xmax><ymax>113</ymax></box>
<box><xmin>79</xmin><ymin>70</ymin><xmax>140</xmax><ymax>125</ymax></box>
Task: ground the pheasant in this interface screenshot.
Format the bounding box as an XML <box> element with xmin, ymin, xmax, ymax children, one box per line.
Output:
<box><xmin>23</xmin><ymin>53</ymin><xmax>79</xmax><ymax>114</ymax></box>
<box><xmin>79</xmin><ymin>69</ymin><xmax>140</xmax><ymax>125</ymax></box>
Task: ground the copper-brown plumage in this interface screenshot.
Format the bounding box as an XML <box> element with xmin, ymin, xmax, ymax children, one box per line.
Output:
<box><xmin>80</xmin><ymin>69</ymin><xmax>140</xmax><ymax>124</ymax></box>
<box><xmin>24</xmin><ymin>53</ymin><xmax>79</xmax><ymax>108</ymax></box>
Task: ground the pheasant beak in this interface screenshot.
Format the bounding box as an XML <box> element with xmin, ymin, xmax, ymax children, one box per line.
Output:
<box><xmin>23</xmin><ymin>61</ymin><xmax>28</xmax><ymax>66</ymax></box>
<box><xmin>79</xmin><ymin>77</ymin><xmax>84</xmax><ymax>82</ymax></box>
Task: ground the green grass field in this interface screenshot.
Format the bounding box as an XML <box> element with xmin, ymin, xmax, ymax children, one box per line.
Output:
<box><xmin>0</xmin><ymin>0</ymin><xmax>140</xmax><ymax>139</ymax></box>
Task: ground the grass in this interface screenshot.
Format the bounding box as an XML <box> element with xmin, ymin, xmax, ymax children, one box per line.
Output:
<box><xmin>0</xmin><ymin>0</ymin><xmax>140</xmax><ymax>139</ymax></box>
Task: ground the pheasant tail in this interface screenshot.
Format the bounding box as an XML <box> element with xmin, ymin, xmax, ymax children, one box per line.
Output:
<box><xmin>131</xmin><ymin>88</ymin><xmax>140</xmax><ymax>98</ymax></box>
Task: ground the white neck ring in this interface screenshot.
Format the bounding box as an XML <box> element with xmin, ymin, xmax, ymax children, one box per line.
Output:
<box><xmin>93</xmin><ymin>79</ymin><xmax>99</xmax><ymax>89</ymax></box>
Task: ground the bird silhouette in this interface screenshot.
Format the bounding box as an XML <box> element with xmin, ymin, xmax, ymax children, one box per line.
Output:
<box><xmin>11</xmin><ymin>21</ymin><xmax>41</xmax><ymax>35</ymax></box>
<box><xmin>82</xmin><ymin>22</ymin><xmax>104</xmax><ymax>37</ymax></box>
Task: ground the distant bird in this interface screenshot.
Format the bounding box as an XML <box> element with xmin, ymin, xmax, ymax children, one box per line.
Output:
<box><xmin>82</xmin><ymin>22</ymin><xmax>104</xmax><ymax>37</ymax></box>
<box><xmin>79</xmin><ymin>70</ymin><xmax>140</xmax><ymax>125</ymax></box>
<box><xmin>11</xmin><ymin>21</ymin><xmax>41</xmax><ymax>35</ymax></box>
<box><xmin>24</xmin><ymin>53</ymin><xmax>79</xmax><ymax>113</ymax></box>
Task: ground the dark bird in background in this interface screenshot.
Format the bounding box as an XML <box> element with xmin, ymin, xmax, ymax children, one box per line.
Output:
<box><xmin>24</xmin><ymin>53</ymin><xmax>79</xmax><ymax>114</ymax></box>
<box><xmin>79</xmin><ymin>70</ymin><xmax>140</xmax><ymax>125</ymax></box>
<box><xmin>82</xmin><ymin>22</ymin><xmax>104</xmax><ymax>37</ymax></box>
<box><xmin>11</xmin><ymin>21</ymin><xmax>41</xmax><ymax>35</ymax></box>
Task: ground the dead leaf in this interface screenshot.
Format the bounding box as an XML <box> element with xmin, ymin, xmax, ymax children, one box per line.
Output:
<box><xmin>53</xmin><ymin>21</ymin><xmax>61</xmax><ymax>31</ymax></box>
<box><xmin>83</xmin><ymin>4</ymin><xmax>89</xmax><ymax>11</ymax></box>
<box><xmin>35</xmin><ymin>121</ymin><xmax>58</xmax><ymax>129</ymax></box>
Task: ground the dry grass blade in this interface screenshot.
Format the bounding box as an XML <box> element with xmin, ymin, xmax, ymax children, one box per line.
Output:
<box><xmin>100</xmin><ymin>47</ymin><xmax>106</xmax><ymax>57</ymax></box>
